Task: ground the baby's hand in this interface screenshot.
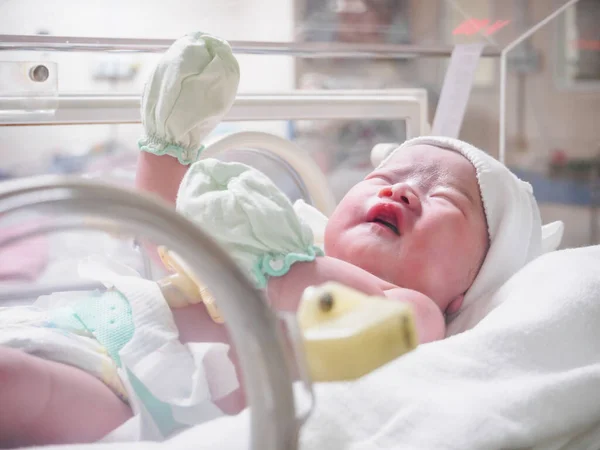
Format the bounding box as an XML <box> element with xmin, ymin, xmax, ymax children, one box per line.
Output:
<box><xmin>138</xmin><ymin>33</ymin><xmax>239</xmax><ymax>166</ymax></box>
<box><xmin>135</xmin><ymin>33</ymin><xmax>240</xmax><ymax>205</ymax></box>
<box><xmin>176</xmin><ymin>158</ymin><xmax>322</xmax><ymax>289</ymax></box>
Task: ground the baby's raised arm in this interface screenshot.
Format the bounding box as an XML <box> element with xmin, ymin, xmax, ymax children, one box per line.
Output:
<box><xmin>134</xmin><ymin>33</ymin><xmax>240</xmax><ymax>205</ymax></box>
<box><xmin>135</xmin><ymin>152</ymin><xmax>188</xmax><ymax>205</ymax></box>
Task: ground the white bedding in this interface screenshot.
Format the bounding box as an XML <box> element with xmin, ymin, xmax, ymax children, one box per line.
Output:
<box><xmin>297</xmin><ymin>245</ymin><xmax>600</xmax><ymax>450</ymax></box>
<box><xmin>38</xmin><ymin>245</ymin><xmax>600</xmax><ymax>450</ymax></box>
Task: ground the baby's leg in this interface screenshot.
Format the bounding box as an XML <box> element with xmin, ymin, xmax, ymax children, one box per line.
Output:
<box><xmin>135</xmin><ymin>152</ymin><xmax>188</xmax><ymax>205</ymax></box>
<box><xmin>172</xmin><ymin>304</ymin><xmax>246</xmax><ymax>414</ymax></box>
<box><xmin>0</xmin><ymin>347</ymin><xmax>132</xmax><ymax>448</ymax></box>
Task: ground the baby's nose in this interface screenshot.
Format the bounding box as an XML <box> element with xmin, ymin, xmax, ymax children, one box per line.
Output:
<box><xmin>378</xmin><ymin>186</ymin><xmax>395</xmax><ymax>199</ymax></box>
<box><xmin>378</xmin><ymin>184</ymin><xmax>421</xmax><ymax>212</ymax></box>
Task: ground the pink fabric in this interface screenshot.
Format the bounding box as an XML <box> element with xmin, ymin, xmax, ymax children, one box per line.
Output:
<box><xmin>0</xmin><ymin>223</ymin><xmax>49</xmax><ymax>281</ymax></box>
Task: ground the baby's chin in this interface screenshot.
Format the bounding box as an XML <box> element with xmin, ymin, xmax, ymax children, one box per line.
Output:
<box><xmin>323</xmin><ymin>219</ymin><xmax>344</xmax><ymax>254</ymax></box>
<box><xmin>326</xmin><ymin>221</ymin><xmax>371</xmax><ymax>253</ymax></box>
<box><xmin>326</xmin><ymin>233</ymin><xmax>393</xmax><ymax>279</ymax></box>
<box><xmin>324</xmin><ymin>231</ymin><xmax>356</xmax><ymax>263</ymax></box>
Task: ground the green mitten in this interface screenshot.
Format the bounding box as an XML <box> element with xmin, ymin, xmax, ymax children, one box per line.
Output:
<box><xmin>176</xmin><ymin>159</ymin><xmax>323</xmax><ymax>288</ymax></box>
<box><xmin>138</xmin><ymin>32</ymin><xmax>240</xmax><ymax>165</ymax></box>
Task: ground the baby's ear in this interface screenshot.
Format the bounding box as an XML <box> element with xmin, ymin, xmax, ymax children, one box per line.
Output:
<box><xmin>446</xmin><ymin>294</ymin><xmax>464</xmax><ymax>315</ymax></box>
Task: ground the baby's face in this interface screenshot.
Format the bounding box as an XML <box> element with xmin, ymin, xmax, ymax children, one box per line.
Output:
<box><xmin>324</xmin><ymin>144</ymin><xmax>488</xmax><ymax>313</ymax></box>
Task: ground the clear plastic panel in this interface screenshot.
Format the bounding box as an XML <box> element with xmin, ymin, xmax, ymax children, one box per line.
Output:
<box><xmin>0</xmin><ymin>60</ymin><xmax>58</xmax><ymax>118</ymax></box>
<box><xmin>1</xmin><ymin>0</ymin><xmax>597</xmax><ymax>245</ymax></box>
<box><xmin>0</xmin><ymin>117</ymin><xmax>407</xmax><ymax>202</ymax></box>
<box><xmin>0</xmin><ymin>51</ymin><xmax>295</xmax><ymax>95</ymax></box>
<box><xmin>503</xmin><ymin>0</ymin><xmax>600</xmax><ymax>249</ymax></box>
<box><xmin>0</xmin><ymin>1</ymin><xmax>577</xmax><ymax>102</ymax></box>
<box><xmin>0</xmin><ymin>0</ymin><xmax>293</xmax><ymax>41</ymax></box>
<box><xmin>297</xmin><ymin>0</ymin><xmax>575</xmax><ymax>49</ymax></box>
<box><xmin>0</xmin><ymin>0</ymin><xmax>576</xmax><ymax>49</ymax></box>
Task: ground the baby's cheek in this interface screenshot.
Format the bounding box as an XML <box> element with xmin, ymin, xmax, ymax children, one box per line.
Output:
<box><xmin>434</xmin><ymin>223</ymin><xmax>484</xmax><ymax>289</ymax></box>
<box><xmin>440</xmin><ymin>226</ymin><xmax>476</xmax><ymax>268</ymax></box>
<box><xmin>323</xmin><ymin>217</ymin><xmax>347</xmax><ymax>257</ymax></box>
<box><xmin>407</xmin><ymin>222</ymin><xmax>464</xmax><ymax>282</ymax></box>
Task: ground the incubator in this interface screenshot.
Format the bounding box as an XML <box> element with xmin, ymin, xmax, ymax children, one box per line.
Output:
<box><xmin>0</xmin><ymin>169</ymin><xmax>418</xmax><ymax>447</ymax></box>
<box><xmin>0</xmin><ymin>1</ymin><xmax>597</xmax><ymax>448</ymax></box>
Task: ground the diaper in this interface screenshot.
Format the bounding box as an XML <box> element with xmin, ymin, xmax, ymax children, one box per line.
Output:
<box><xmin>176</xmin><ymin>158</ymin><xmax>324</xmax><ymax>288</ymax></box>
<box><xmin>0</xmin><ymin>301</ymin><xmax>128</xmax><ymax>401</ymax></box>
<box><xmin>0</xmin><ymin>257</ymin><xmax>239</xmax><ymax>442</ymax></box>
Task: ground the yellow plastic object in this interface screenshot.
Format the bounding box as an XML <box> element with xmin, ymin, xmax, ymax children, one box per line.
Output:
<box><xmin>157</xmin><ymin>246</ymin><xmax>224</xmax><ymax>323</ymax></box>
<box><xmin>298</xmin><ymin>282</ymin><xmax>418</xmax><ymax>382</ymax></box>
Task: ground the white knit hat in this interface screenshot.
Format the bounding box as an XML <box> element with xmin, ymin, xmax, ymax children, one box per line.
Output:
<box><xmin>374</xmin><ymin>136</ymin><xmax>564</xmax><ymax>335</ymax></box>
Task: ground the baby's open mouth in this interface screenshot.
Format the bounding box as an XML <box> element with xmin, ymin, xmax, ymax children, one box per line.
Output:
<box><xmin>373</xmin><ymin>217</ymin><xmax>399</xmax><ymax>235</ymax></box>
<box><xmin>367</xmin><ymin>203</ymin><xmax>402</xmax><ymax>236</ymax></box>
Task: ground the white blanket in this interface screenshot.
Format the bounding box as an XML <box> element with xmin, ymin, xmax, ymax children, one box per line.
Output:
<box><xmin>298</xmin><ymin>245</ymin><xmax>600</xmax><ymax>450</ymax></box>
<box><xmin>40</xmin><ymin>245</ymin><xmax>600</xmax><ymax>450</ymax></box>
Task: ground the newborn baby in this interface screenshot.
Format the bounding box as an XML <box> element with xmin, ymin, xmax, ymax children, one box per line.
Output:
<box><xmin>0</xmin><ymin>32</ymin><xmax>551</xmax><ymax>448</ymax></box>
<box><xmin>272</xmin><ymin>140</ymin><xmax>489</xmax><ymax>342</ymax></box>
<box><xmin>132</xmin><ymin>31</ymin><xmax>543</xmax><ymax>344</ymax></box>
<box><xmin>0</xmin><ymin>136</ymin><xmax>541</xmax><ymax>447</ymax></box>
<box><xmin>170</xmin><ymin>141</ymin><xmax>487</xmax><ymax>343</ymax></box>
<box><xmin>161</xmin><ymin>133</ymin><xmax>542</xmax><ymax>344</ymax></box>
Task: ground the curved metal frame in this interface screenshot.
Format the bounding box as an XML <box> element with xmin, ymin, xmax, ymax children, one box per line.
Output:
<box><xmin>0</xmin><ymin>175</ymin><xmax>298</xmax><ymax>450</ymax></box>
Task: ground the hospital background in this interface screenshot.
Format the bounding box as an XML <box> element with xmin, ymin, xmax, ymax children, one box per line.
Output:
<box><xmin>0</xmin><ymin>0</ymin><xmax>599</xmax><ymax>250</ymax></box>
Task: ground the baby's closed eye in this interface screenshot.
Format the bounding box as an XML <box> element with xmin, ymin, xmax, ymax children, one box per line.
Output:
<box><xmin>366</xmin><ymin>172</ymin><xmax>392</xmax><ymax>184</ymax></box>
<box><xmin>430</xmin><ymin>190</ymin><xmax>468</xmax><ymax>214</ymax></box>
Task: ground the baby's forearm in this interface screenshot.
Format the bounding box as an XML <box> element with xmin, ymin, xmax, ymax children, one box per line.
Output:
<box><xmin>267</xmin><ymin>256</ymin><xmax>396</xmax><ymax>311</ymax></box>
<box><xmin>267</xmin><ymin>256</ymin><xmax>445</xmax><ymax>343</ymax></box>
<box><xmin>135</xmin><ymin>152</ymin><xmax>188</xmax><ymax>205</ymax></box>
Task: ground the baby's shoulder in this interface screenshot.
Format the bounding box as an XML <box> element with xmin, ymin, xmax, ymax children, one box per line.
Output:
<box><xmin>383</xmin><ymin>287</ymin><xmax>445</xmax><ymax>343</ymax></box>
<box><xmin>383</xmin><ymin>286</ymin><xmax>432</xmax><ymax>306</ymax></box>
